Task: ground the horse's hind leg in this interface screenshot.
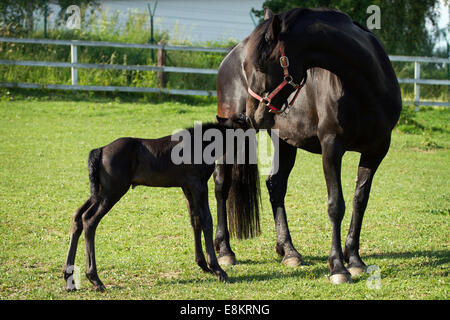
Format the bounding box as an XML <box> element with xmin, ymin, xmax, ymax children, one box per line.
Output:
<box><xmin>63</xmin><ymin>198</ymin><xmax>94</xmax><ymax>290</ymax></box>
<box><xmin>213</xmin><ymin>163</ymin><xmax>236</xmax><ymax>266</ymax></box>
<box><xmin>344</xmin><ymin>138</ymin><xmax>391</xmax><ymax>277</ymax></box>
<box><xmin>321</xmin><ymin>134</ymin><xmax>351</xmax><ymax>284</ymax></box>
<box><xmin>183</xmin><ymin>187</ymin><xmax>209</xmax><ymax>273</ymax></box>
<box><xmin>82</xmin><ymin>196</ymin><xmax>119</xmax><ymax>291</ymax></box>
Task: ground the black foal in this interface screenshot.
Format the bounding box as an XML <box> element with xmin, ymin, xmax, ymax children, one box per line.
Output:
<box><xmin>63</xmin><ymin>115</ymin><xmax>248</xmax><ymax>291</ymax></box>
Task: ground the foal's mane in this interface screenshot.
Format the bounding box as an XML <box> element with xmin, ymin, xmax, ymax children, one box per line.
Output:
<box><xmin>182</xmin><ymin>121</ymin><xmax>230</xmax><ymax>134</ymax></box>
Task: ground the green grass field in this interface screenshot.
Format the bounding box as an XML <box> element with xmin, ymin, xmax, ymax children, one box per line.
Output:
<box><xmin>0</xmin><ymin>94</ymin><xmax>448</xmax><ymax>300</ymax></box>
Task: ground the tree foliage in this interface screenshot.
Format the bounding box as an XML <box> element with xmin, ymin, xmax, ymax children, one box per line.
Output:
<box><xmin>252</xmin><ymin>0</ymin><xmax>443</xmax><ymax>55</ymax></box>
<box><xmin>0</xmin><ymin>0</ymin><xmax>98</xmax><ymax>35</ymax></box>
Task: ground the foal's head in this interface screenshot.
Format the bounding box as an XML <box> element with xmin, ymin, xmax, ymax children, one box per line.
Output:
<box><xmin>221</xmin><ymin>113</ymin><xmax>249</xmax><ymax>130</ymax></box>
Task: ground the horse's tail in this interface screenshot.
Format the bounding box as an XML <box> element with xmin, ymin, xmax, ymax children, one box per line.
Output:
<box><xmin>88</xmin><ymin>148</ymin><xmax>102</xmax><ymax>200</ymax></box>
<box><xmin>227</xmin><ymin>159</ymin><xmax>261</xmax><ymax>239</ymax></box>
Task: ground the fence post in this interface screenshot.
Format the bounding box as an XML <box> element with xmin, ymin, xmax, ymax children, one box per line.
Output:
<box><xmin>157</xmin><ymin>41</ymin><xmax>166</xmax><ymax>88</ymax></box>
<box><xmin>71</xmin><ymin>44</ymin><xmax>78</xmax><ymax>85</ymax></box>
<box><xmin>414</xmin><ymin>61</ymin><xmax>420</xmax><ymax>111</ymax></box>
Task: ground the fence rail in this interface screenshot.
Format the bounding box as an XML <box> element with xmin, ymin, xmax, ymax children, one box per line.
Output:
<box><xmin>0</xmin><ymin>37</ymin><xmax>229</xmax><ymax>53</ymax></box>
<box><xmin>0</xmin><ymin>37</ymin><xmax>448</xmax><ymax>106</ymax></box>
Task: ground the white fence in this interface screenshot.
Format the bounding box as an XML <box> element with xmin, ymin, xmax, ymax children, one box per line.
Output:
<box><xmin>0</xmin><ymin>37</ymin><xmax>449</xmax><ymax>106</ymax></box>
<box><xmin>389</xmin><ymin>55</ymin><xmax>450</xmax><ymax>107</ymax></box>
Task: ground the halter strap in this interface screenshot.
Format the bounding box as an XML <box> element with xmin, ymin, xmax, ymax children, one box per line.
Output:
<box><xmin>247</xmin><ymin>43</ymin><xmax>305</xmax><ymax>114</ymax></box>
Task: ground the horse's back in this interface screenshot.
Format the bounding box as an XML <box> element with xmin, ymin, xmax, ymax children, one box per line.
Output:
<box><xmin>132</xmin><ymin>138</ymin><xmax>215</xmax><ymax>188</ymax></box>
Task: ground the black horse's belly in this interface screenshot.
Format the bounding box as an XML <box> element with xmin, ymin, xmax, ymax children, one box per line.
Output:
<box><xmin>295</xmin><ymin>136</ymin><xmax>322</xmax><ymax>154</ymax></box>
<box><xmin>275</xmin><ymin>125</ymin><xmax>322</xmax><ymax>154</ymax></box>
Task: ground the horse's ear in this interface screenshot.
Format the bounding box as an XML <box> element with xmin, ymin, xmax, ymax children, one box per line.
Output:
<box><xmin>263</xmin><ymin>7</ymin><xmax>274</xmax><ymax>20</ymax></box>
<box><xmin>265</xmin><ymin>14</ymin><xmax>281</xmax><ymax>44</ymax></box>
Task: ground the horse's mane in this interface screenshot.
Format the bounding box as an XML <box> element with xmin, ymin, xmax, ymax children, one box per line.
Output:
<box><xmin>250</xmin><ymin>7</ymin><xmax>392</xmax><ymax>98</ymax></box>
<box><xmin>282</xmin><ymin>7</ymin><xmax>351</xmax><ymax>29</ymax></box>
<box><xmin>353</xmin><ymin>20</ymin><xmax>372</xmax><ymax>33</ymax></box>
<box><xmin>251</xmin><ymin>7</ymin><xmax>356</xmax><ymax>68</ymax></box>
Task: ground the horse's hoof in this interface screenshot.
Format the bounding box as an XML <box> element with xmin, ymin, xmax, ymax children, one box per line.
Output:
<box><xmin>348</xmin><ymin>266</ymin><xmax>366</xmax><ymax>277</ymax></box>
<box><xmin>282</xmin><ymin>256</ymin><xmax>303</xmax><ymax>267</ymax></box>
<box><xmin>218</xmin><ymin>272</ymin><xmax>229</xmax><ymax>283</ymax></box>
<box><xmin>329</xmin><ymin>273</ymin><xmax>353</xmax><ymax>285</ymax></box>
<box><xmin>94</xmin><ymin>284</ymin><xmax>106</xmax><ymax>292</ymax></box>
<box><xmin>65</xmin><ymin>286</ymin><xmax>77</xmax><ymax>292</ymax></box>
<box><xmin>65</xmin><ymin>280</ymin><xmax>77</xmax><ymax>291</ymax></box>
<box><xmin>218</xmin><ymin>255</ymin><xmax>236</xmax><ymax>266</ymax></box>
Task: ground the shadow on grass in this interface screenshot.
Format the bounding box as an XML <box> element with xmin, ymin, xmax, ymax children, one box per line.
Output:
<box><xmin>364</xmin><ymin>249</ymin><xmax>449</xmax><ymax>277</ymax></box>
<box><xmin>156</xmin><ymin>249</ymin><xmax>449</xmax><ymax>286</ymax></box>
<box><xmin>301</xmin><ymin>249</ymin><xmax>449</xmax><ymax>266</ymax></box>
<box><xmin>68</xmin><ymin>250</ymin><xmax>448</xmax><ymax>292</ymax></box>
<box><xmin>156</xmin><ymin>256</ymin><xmax>330</xmax><ymax>286</ymax></box>
<box><xmin>365</xmin><ymin>249</ymin><xmax>449</xmax><ymax>263</ymax></box>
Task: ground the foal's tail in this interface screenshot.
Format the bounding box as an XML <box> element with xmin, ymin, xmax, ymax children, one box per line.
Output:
<box><xmin>88</xmin><ymin>148</ymin><xmax>102</xmax><ymax>200</ymax></box>
<box><xmin>227</xmin><ymin>148</ymin><xmax>261</xmax><ymax>239</ymax></box>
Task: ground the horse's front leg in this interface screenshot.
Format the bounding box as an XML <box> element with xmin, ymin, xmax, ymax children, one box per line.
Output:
<box><xmin>321</xmin><ymin>134</ymin><xmax>351</xmax><ymax>284</ymax></box>
<box><xmin>186</xmin><ymin>184</ymin><xmax>228</xmax><ymax>282</ymax></box>
<box><xmin>266</xmin><ymin>137</ymin><xmax>303</xmax><ymax>267</ymax></box>
<box><xmin>213</xmin><ymin>163</ymin><xmax>236</xmax><ymax>265</ymax></box>
<box><xmin>200</xmin><ymin>190</ymin><xmax>229</xmax><ymax>283</ymax></box>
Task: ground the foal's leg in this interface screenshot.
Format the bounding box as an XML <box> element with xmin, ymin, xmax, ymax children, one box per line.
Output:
<box><xmin>189</xmin><ymin>183</ymin><xmax>228</xmax><ymax>282</ymax></box>
<box><xmin>200</xmin><ymin>189</ymin><xmax>229</xmax><ymax>282</ymax></box>
<box><xmin>344</xmin><ymin>138</ymin><xmax>390</xmax><ymax>277</ymax></box>
<box><xmin>321</xmin><ymin>134</ymin><xmax>351</xmax><ymax>284</ymax></box>
<box><xmin>183</xmin><ymin>187</ymin><xmax>210</xmax><ymax>273</ymax></box>
<box><xmin>213</xmin><ymin>163</ymin><xmax>236</xmax><ymax>265</ymax></box>
<box><xmin>266</xmin><ymin>136</ymin><xmax>303</xmax><ymax>266</ymax></box>
<box><xmin>82</xmin><ymin>196</ymin><xmax>119</xmax><ymax>291</ymax></box>
<box><xmin>63</xmin><ymin>198</ymin><xmax>94</xmax><ymax>290</ymax></box>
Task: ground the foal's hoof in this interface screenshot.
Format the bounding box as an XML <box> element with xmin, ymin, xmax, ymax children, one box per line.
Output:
<box><xmin>329</xmin><ymin>273</ymin><xmax>353</xmax><ymax>285</ymax></box>
<box><xmin>348</xmin><ymin>266</ymin><xmax>366</xmax><ymax>277</ymax></box>
<box><xmin>64</xmin><ymin>276</ymin><xmax>77</xmax><ymax>291</ymax></box>
<box><xmin>282</xmin><ymin>255</ymin><xmax>304</xmax><ymax>267</ymax></box>
<box><xmin>94</xmin><ymin>284</ymin><xmax>106</xmax><ymax>292</ymax></box>
<box><xmin>218</xmin><ymin>271</ymin><xmax>229</xmax><ymax>283</ymax></box>
<box><xmin>65</xmin><ymin>284</ymin><xmax>77</xmax><ymax>292</ymax></box>
<box><xmin>218</xmin><ymin>255</ymin><xmax>236</xmax><ymax>266</ymax></box>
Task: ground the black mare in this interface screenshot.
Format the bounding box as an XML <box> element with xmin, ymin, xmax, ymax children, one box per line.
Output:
<box><xmin>213</xmin><ymin>8</ymin><xmax>401</xmax><ymax>284</ymax></box>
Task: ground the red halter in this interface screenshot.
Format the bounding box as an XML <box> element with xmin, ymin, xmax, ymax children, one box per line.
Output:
<box><xmin>247</xmin><ymin>45</ymin><xmax>306</xmax><ymax>114</ymax></box>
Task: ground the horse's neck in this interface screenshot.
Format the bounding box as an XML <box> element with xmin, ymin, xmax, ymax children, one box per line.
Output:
<box><xmin>289</xmin><ymin>20</ymin><xmax>389</xmax><ymax>95</ymax></box>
